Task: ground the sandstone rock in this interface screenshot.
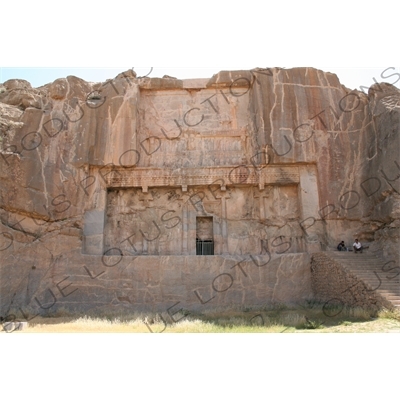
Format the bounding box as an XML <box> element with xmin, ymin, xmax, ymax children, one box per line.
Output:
<box><xmin>64</xmin><ymin>75</ymin><xmax>93</xmax><ymax>100</ymax></box>
<box><xmin>47</xmin><ymin>75</ymin><xmax>92</xmax><ymax>101</ymax></box>
<box><xmin>0</xmin><ymin>68</ymin><xmax>398</xmax><ymax>316</ymax></box>
<box><xmin>3</xmin><ymin>79</ymin><xmax>32</xmax><ymax>91</ymax></box>
<box><xmin>115</xmin><ymin>69</ymin><xmax>137</xmax><ymax>80</ymax></box>
<box><xmin>0</xmin><ymin>103</ymin><xmax>24</xmax><ymax>151</ymax></box>
<box><xmin>0</xmin><ymin>88</ymin><xmax>42</xmax><ymax>109</ymax></box>
<box><xmin>48</xmin><ymin>78</ymin><xmax>68</xmax><ymax>100</ymax></box>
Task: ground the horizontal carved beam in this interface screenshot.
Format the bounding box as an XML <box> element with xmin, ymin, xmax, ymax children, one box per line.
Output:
<box><xmin>104</xmin><ymin>165</ymin><xmax>300</xmax><ymax>189</ymax></box>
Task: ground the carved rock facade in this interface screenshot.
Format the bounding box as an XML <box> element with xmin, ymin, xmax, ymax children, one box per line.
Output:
<box><xmin>0</xmin><ymin>68</ymin><xmax>399</xmax><ymax>315</ymax></box>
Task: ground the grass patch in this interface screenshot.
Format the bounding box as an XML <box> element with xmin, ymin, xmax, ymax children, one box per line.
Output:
<box><xmin>297</xmin><ymin>317</ymin><xmax>325</xmax><ymax>330</ymax></box>
<box><xmin>378</xmin><ymin>308</ymin><xmax>400</xmax><ymax>322</ymax></box>
<box><xmin>3</xmin><ymin>304</ymin><xmax>400</xmax><ymax>333</ymax></box>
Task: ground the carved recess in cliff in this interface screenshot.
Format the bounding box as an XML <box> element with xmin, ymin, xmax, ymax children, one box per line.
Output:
<box><xmin>103</xmin><ymin>184</ymin><xmax>303</xmax><ymax>256</ymax></box>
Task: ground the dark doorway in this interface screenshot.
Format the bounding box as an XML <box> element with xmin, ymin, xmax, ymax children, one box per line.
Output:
<box><xmin>196</xmin><ymin>217</ymin><xmax>214</xmax><ymax>255</ymax></box>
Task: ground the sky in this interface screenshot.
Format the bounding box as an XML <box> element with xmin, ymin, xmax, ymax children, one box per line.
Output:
<box><xmin>1</xmin><ymin>66</ymin><xmax>399</xmax><ymax>91</ymax></box>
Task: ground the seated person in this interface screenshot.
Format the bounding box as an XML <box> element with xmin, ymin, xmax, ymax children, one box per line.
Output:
<box><xmin>353</xmin><ymin>239</ymin><xmax>363</xmax><ymax>253</ymax></box>
<box><xmin>337</xmin><ymin>241</ymin><xmax>347</xmax><ymax>251</ymax></box>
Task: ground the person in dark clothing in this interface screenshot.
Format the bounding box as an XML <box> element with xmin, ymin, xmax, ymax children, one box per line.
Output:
<box><xmin>337</xmin><ymin>241</ymin><xmax>347</xmax><ymax>251</ymax></box>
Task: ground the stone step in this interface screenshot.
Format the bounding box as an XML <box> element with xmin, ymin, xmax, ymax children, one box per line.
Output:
<box><xmin>346</xmin><ymin>265</ymin><xmax>391</xmax><ymax>270</ymax></box>
<box><xmin>345</xmin><ymin>268</ymin><xmax>390</xmax><ymax>272</ymax></box>
<box><xmin>331</xmin><ymin>259</ymin><xmax>385</xmax><ymax>263</ymax></box>
<box><xmin>328</xmin><ymin>258</ymin><xmax>378</xmax><ymax>261</ymax></box>
<box><xmin>344</xmin><ymin>274</ymin><xmax>400</xmax><ymax>276</ymax></box>
<box><xmin>348</xmin><ymin>266</ymin><xmax>399</xmax><ymax>270</ymax></box>
<box><xmin>336</xmin><ymin>257</ymin><xmax>389</xmax><ymax>260</ymax></box>
<box><xmin>362</xmin><ymin>283</ymin><xmax>399</xmax><ymax>288</ymax></box>
<box><xmin>346</xmin><ymin>270</ymin><xmax>399</xmax><ymax>275</ymax></box>
<box><xmin>323</xmin><ymin>252</ymin><xmax>400</xmax><ymax>309</ymax></box>
<box><xmin>339</xmin><ymin>259</ymin><xmax>389</xmax><ymax>261</ymax></box>
<box><xmin>382</xmin><ymin>292</ymin><xmax>400</xmax><ymax>296</ymax></box>
<box><xmin>382</xmin><ymin>294</ymin><xmax>400</xmax><ymax>303</ymax></box>
<box><xmin>347</xmin><ymin>268</ymin><xmax>399</xmax><ymax>271</ymax></box>
<box><xmin>343</xmin><ymin>272</ymin><xmax>400</xmax><ymax>281</ymax></box>
<box><xmin>345</xmin><ymin>264</ymin><xmax>396</xmax><ymax>267</ymax></box>
<box><xmin>348</xmin><ymin>275</ymin><xmax>399</xmax><ymax>281</ymax></box>
<box><xmin>344</xmin><ymin>263</ymin><xmax>390</xmax><ymax>266</ymax></box>
<box><xmin>336</xmin><ymin>263</ymin><xmax>390</xmax><ymax>267</ymax></box>
<box><xmin>357</xmin><ymin>277</ymin><xmax>399</xmax><ymax>281</ymax></box>
<box><xmin>338</xmin><ymin>261</ymin><xmax>390</xmax><ymax>265</ymax></box>
<box><xmin>352</xmin><ymin>279</ymin><xmax>399</xmax><ymax>284</ymax></box>
<box><xmin>331</xmin><ymin>258</ymin><xmax>382</xmax><ymax>262</ymax></box>
<box><xmin>368</xmin><ymin>291</ymin><xmax>399</xmax><ymax>295</ymax></box>
<box><xmin>346</xmin><ymin>272</ymin><xmax>399</xmax><ymax>276</ymax></box>
<box><xmin>348</xmin><ymin>270</ymin><xmax>399</xmax><ymax>274</ymax></box>
<box><xmin>376</xmin><ymin>293</ymin><xmax>400</xmax><ymax>296</ymax></box>
<box><xmin>370</xmin><ymin>290</ymin><xmax>399</xmax><ymax>294</ymax></box>
<box><xmin>336</xmin><ymin>258</ymin><xmax>393</xmax><ymax>261</ymax></box>
<box><xmin>352</xmin><ymin>282</ymin><xmax>399</xmax><ymax>286</ymax></box>
<box><xmin>330</xmin><ymin>253</ymin><xmax>379</xmax><ymax>255</ymax></box>
<box><xmin>342</xmin><ymin>264</ymin><xmax>400</xmax><ymax>272</ymax></box>
<box><xmin>349</xmin><ymin>272</ymin><xmax>399</xmax><ymax>277</ymax></box>
<box><xmin>330</xmin><ymin>255</ymin><xmax>381</xmax><ymax>258</ymax></box>
<box><xmin>329</xmin><ymin>253</ymin><xmax>378</xmax><ymax>256</ymax></box>
<box><xmin>377</xmin><ymin>287</ymin><xmax>400</xmax><ymax>290</ymax></box>
<box><xmin>347</xmin><ymin>274</ymin><xmax>399</xmax><ymax>279</ymax></box>
<box><xmin>345</xmin><ymin>267</ymin><xmax>398</xmax><ymax>272</ymax></box>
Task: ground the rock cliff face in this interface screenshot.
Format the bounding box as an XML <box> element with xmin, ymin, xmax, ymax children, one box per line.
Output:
<box><xmin>0</xmin><ymin>68</ymin><xmax>399</xmax><ymax>316</ymax></box>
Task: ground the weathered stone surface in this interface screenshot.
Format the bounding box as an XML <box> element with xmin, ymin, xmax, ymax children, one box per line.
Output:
<box><xmin>311</xmin><ymin>252</ymin><xmax>395</xmax><ymax>311</ymax></box>
<box><xmin>0</xmin><ymin>68</ymin><xmax>399</xmax><ymax>317</ymax></box>
<box><xmin>3</xmin><ymin>79</ymin><xmax>32</xmax><ymax>91</ymax></box>
<box><xmin>0</xmin><ymin>87</ymin><xmax>42</xmax><ymax>109</ymax></box>
<box><xmin>0</xmin><ymin>243</ymin><xmax>312</xmax><ymax>315</ymax></box>
<box><xmin>48</xmin><ymin>78</ymin><xmax>68</xmax><ymax>100</ymax></box>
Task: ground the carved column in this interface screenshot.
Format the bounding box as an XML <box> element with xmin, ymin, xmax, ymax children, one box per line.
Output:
<box><xmin>215</xmin><ymin>190</ymin><xmax>231</xmax><ymax>254</ymax></box>
<box><xmin>138</xmin><ymin>190</ymin><xmax>154</xmax><ymax>255</ymax></box>
<box><xmin>182</xmin><ymin>203</ymin><xmax>189</xmax><ymax>255</ymax></box>
<box><xmin>253</xmin><ymin>186</ymin><xmax>272</xmax><ymax>220</ymax></box>
<box><xmin>298</xmin><ymin>165</ymin><xmax>321</xmax><ymax>252</ymax></box>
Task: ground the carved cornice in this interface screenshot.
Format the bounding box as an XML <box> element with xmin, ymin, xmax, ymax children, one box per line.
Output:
<box><xmin>105</xmin><ymin>165</ymin><xmax>300</xmax><ymax>190</ymax></box>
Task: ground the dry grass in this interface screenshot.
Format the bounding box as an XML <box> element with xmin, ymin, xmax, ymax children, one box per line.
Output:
<box><xmin>3</xmin><ymin>305</ymin><xmax>400</xmax><ymax>333</ymax></box>
<box><xmin>378</xmin><ymin>308</ymin><xmax>400</xmax><ymax>322</ymax></box>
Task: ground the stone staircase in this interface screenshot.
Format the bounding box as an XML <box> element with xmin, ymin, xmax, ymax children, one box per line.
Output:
<box><xmin>327</xmin><ymin>251</ymin><xmax>400</xmax><ymax>309</ymax></box>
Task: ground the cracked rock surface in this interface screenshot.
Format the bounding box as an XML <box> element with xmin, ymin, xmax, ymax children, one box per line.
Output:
<box><xmin>0</xmin><ymin>68</ymin><xmax>399</xmax><ymax>315</ymax></box>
